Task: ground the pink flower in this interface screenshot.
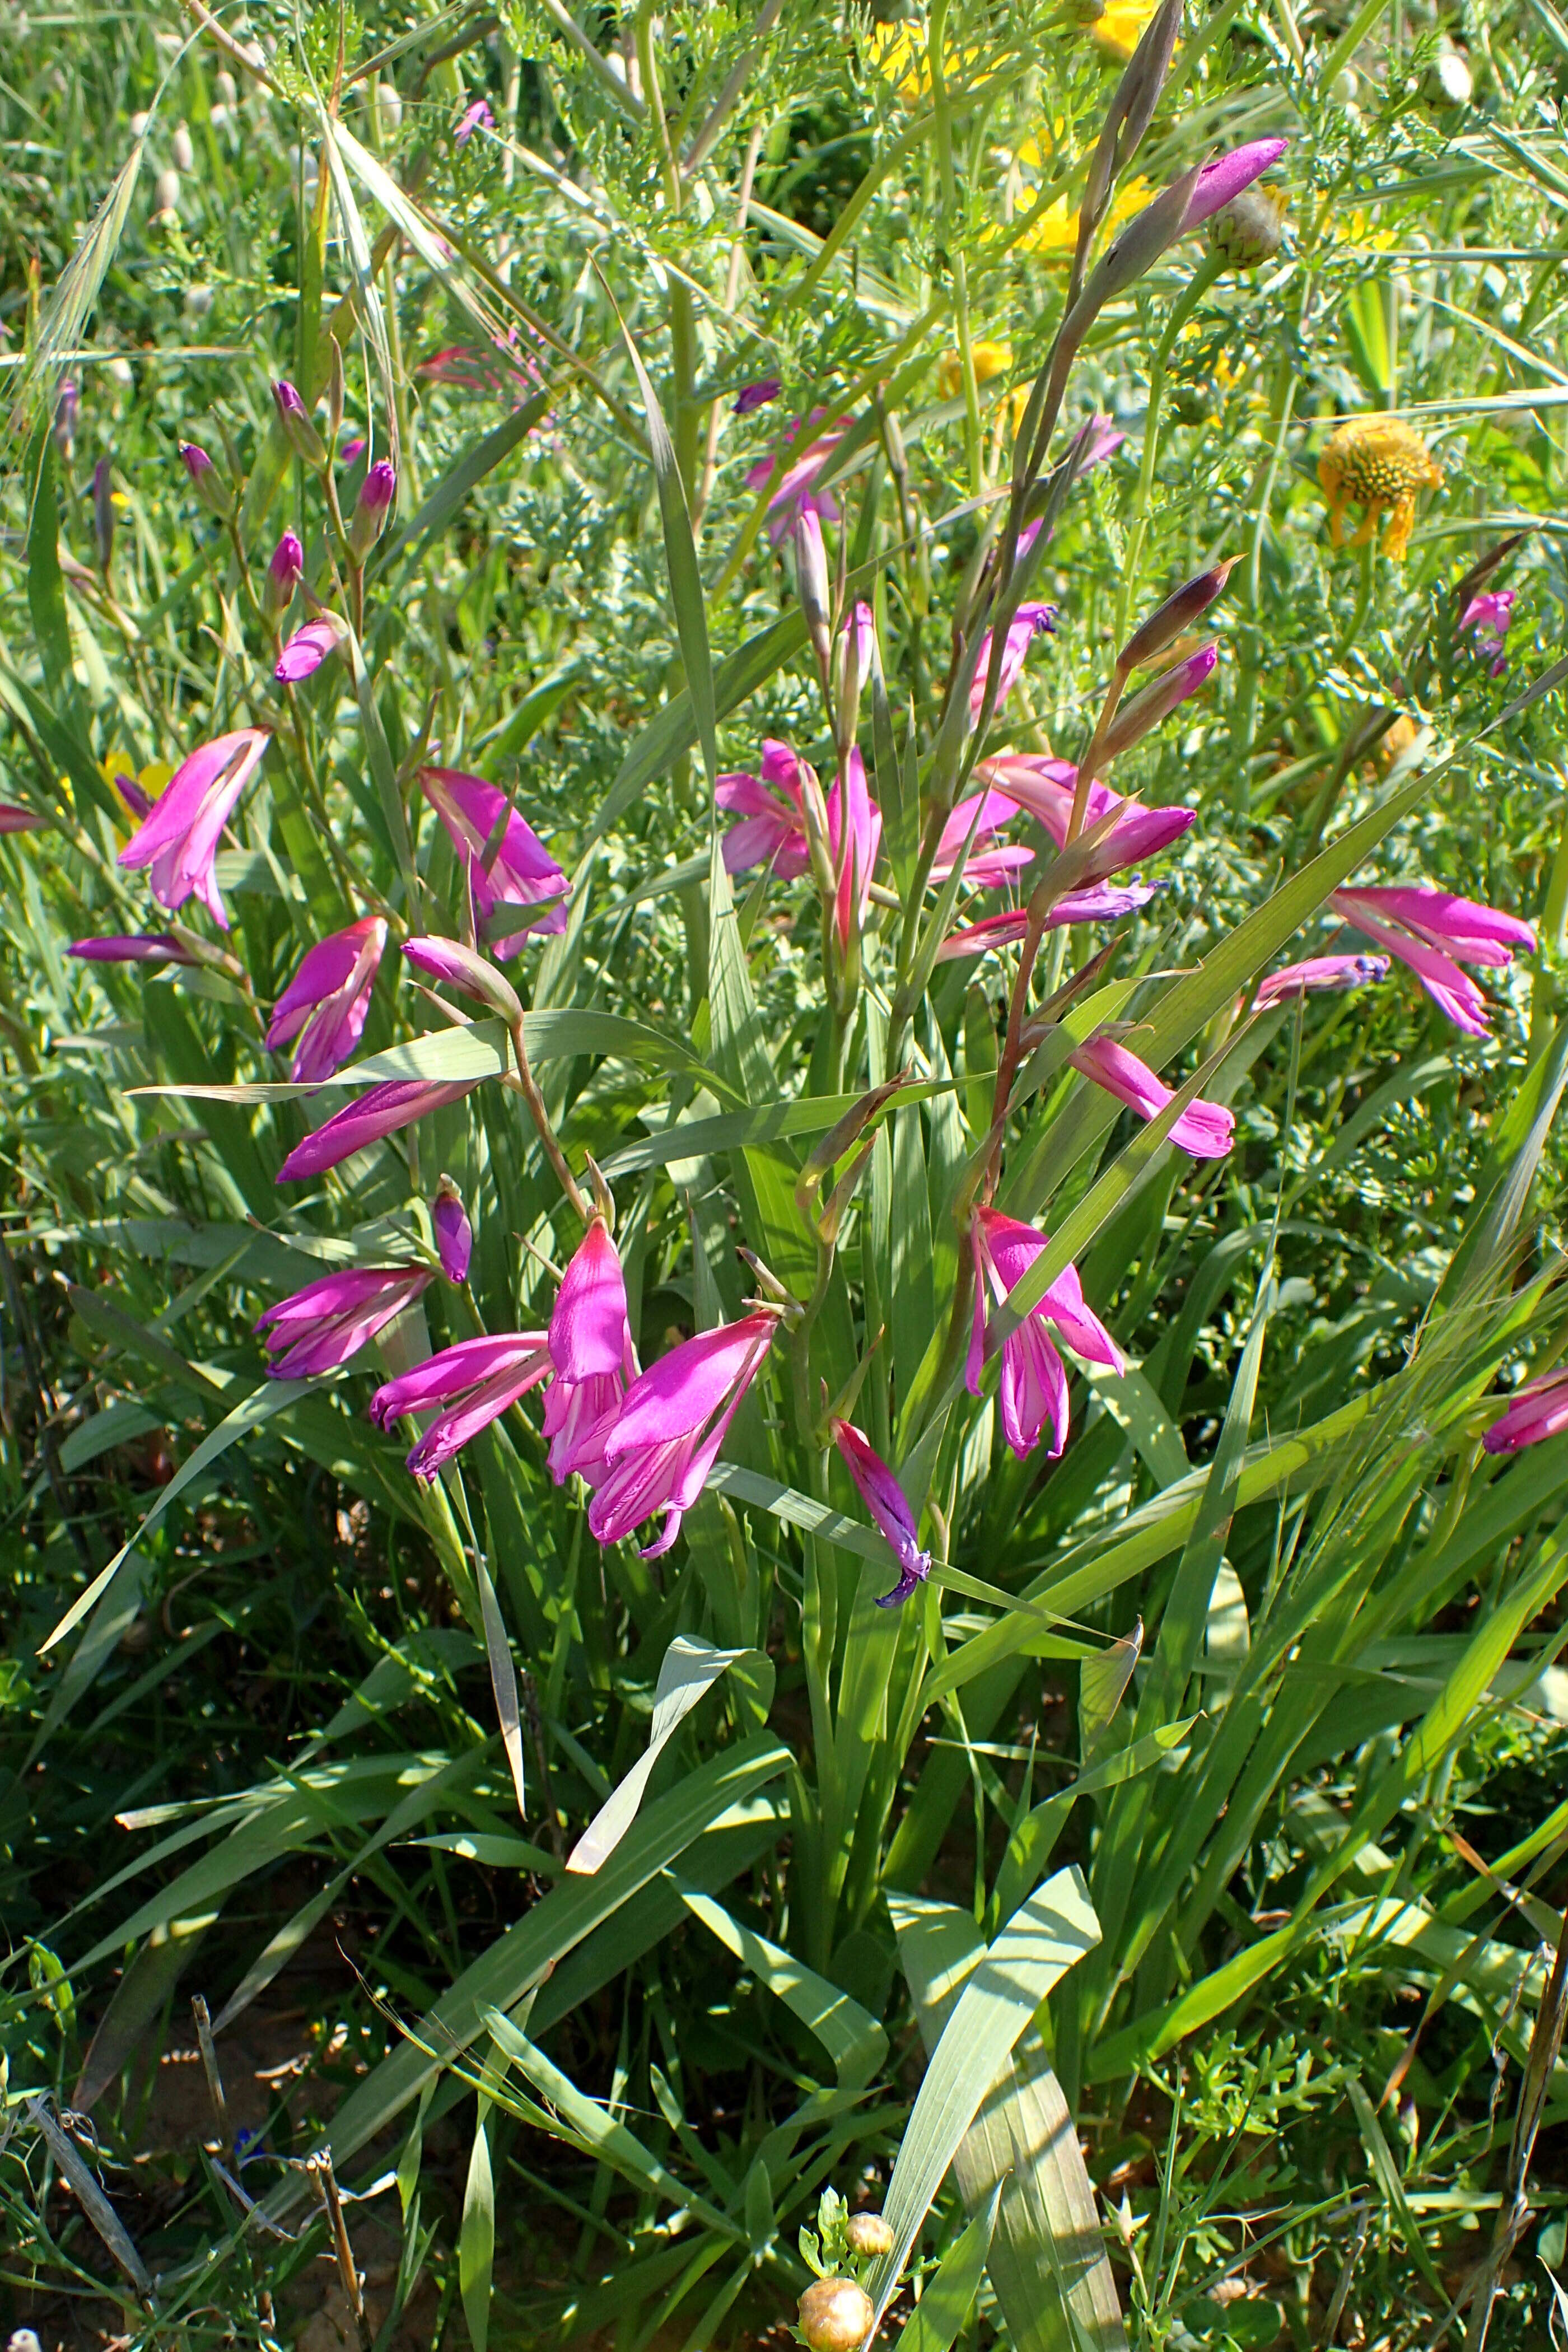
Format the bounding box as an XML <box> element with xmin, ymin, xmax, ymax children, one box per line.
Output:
<box><xmin>970</xmin><ymin>604</ymin><xmax>1058</xmax><ymax>721</ymax></box>
<box><xmin>277</xmin><ymin>1076</ymin><xmax>482</xmax><ymax>1183</ymax></box>
<box><xmin>1253</xmin><ymin>953</ymin><xmax>1388</xmax><ymax>1011</ymax></box>
<box><xmin>418</xmin><ymin>767</ymin><xmax>568</xmax><ymax>955</ymax></box>
<box><xmin>589</xmin><ymin>1309</ymin><xmax>780</xmax><ymax>1557</ymax></box>
<box><xmin>339</xmin><ymin>437</ymin><xmax>367</xmax><ymax>466</ymax></box>
<box><xmin>967</xmin><ymin>1207</ymin><xmax>1123</xmax><ymax>1460</ymax></box>
<box><xmin>1185</xmin><ymin>141</ymin><xmax>1291</xmax><ymax>231</ymax></box>
<box><xmin>434</xmin><ymin>1182</ymin><xmax>472</xmax><ymax>1283</ymax></box>
<box><xmin>544</xmin><ymin>1217</ymin><xmax>638</xmax><ymax>1487</ymax></box>
<box><xmin>1068</xmin><ymin>1033</ymin><xmax>1235</xmax><ymax>1158</ymax></box>
<box><xmin>979</xmin><ymin>757</ymin><xmax>1194</xmax><ymax>879</ymax></box>
<box><xmin>745</xmin><ymin>409</ymin><xmax>845</xmax><ymax>545</ymax></box>
<box><xmin>716</xmin><ymin>741</ymin><xmax>881</xmax><ymax>948</ymax></box>
<box><xmin>1331</xmin><ymin>884</ymin><xmax>1536</xmax><ymax>1038</ymax></box>
<box><xmin>370</xmin><ymin>1332</ymin><xmax>552</xmax><ymax>1480</ymax></box>
<box><xmin>831</xmin><ymin>1418</ymin><xmax>930</xmax><ymax>1607</ymax></box>
<box><xmin>69</xmin><ymin>933</ymin><xmax>197</xmax><ymax>964</ymax></box>
<box><xmin>117</xmin><ymin>727</ymin><xmax>269</xmax><ymax>928</ymax></box>
<box><xmin>931</xmin><ymin>792</ymin><xmax>1034</xmax><ymax>890</ymax></box>
<box><xmin>830</xmin><ymin>746</ymin><xmax>881</xmax><ymax>948</ymax></box>
<box><xmin>1459</xmin><ymin>588</ymin><xmax>1516</xmax><ymax>675</ymax></box>
<box><xmin>734</xmin><ymin>375</ymin><xmax>782</xmax><ymax>415</ymax></box>
<box><xmin>1483</xmin><ymin>1364</ymin><xmax>1568</xmax><ymax>1455</ymax></box>
<box><xmin>266</xmin><ymin>530</ymin><xmax>304</xmax><ymax>618</ymax></box>
<box><xmin>265</xmin><ymin>916</ymin><xmax>386</xmax><ymax>1082</ymax></box>
<box><xmin>0</xmin><ymin>805</ymin><xmax>49</xmax><ymax>833</ymax></box>
<box><xmin>256</xmin><ymin>1267</ymin><xmax>432</xmax><ymax>1379</ymax></box>
<box><xmin>455</xmin><ymin>97</ymin><xmax>494</xmax><ymax>143</ymax></box>
<box><xmin>276</xmin><ymin>612</ymin><xmax>348</xmax><ymax>683</ymax></box>
<box><xmin>936</xmin><ymin>881</ymin><xmax>1159</xmax><ymax>960</ymax></box>
<box><xmin>348</xmin><ymin>458</ymin><xmax>396</xmax><ymax>558</ymax></box>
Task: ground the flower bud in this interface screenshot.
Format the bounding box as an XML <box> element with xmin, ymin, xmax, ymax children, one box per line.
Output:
<box><xmin>1119</xmin><ymin>558</ymin><xmax>1236</xmax><ymax>673</ymax></box>
<box><xmin>153</xmin><ymin>167</ymin><xmax>180</xmax><ymax>217</ymax></box>
<box><xmin>272</xmin><ymin>377</ymin><xmax>327</xmax><ymax>469</ymax></box>
<box><xmin>115</xmin><ymin>772</ymin><xmax>153</xmax><ymax>821</ymax></box>
<box><xmin>1207</xmin><ymin>183</ymin><xmax>1287</xmax><ymax>270</ymax></box>
<box><xmin>276</xmin><ymin>612</ymin><xmax>348</xmax><ymax>683</ymax></box>
<box><xmin>433</xmin><ymin>1179</ymin><xmax>472</xmax><ymax>1284</ymax></box>
<box><xmin>171</xmin><ymin>122</ymin><xmax>194</xmax><ymax>171</ymax></box>
<box><xmin>53</xmin><ymin>377</ymin><xmax>79</xmax><ymax>460</ymax></box>
<box><xmin>91</xmin><ymin>458</ymin><xmax>115</xmax><ymax>571</ymax></box>
<box><xmin>347</xmin><ymin>457</ymin><xmax>396</xmax><ymax>559</ymax></box>
<box><xmin>1101</xmin><ymin>643</ymin><xmax>1217</xmax><ymax>761</ymax></box>
<box><xmin>844</xmin><ymin>2212</ymin><xmax>894</xmax><ymax>2258</ymax></box>
<box><xmin>799</xmin><ymin>2278</ymin><xmax>875</xmax><ymax>2352</ymax></box>
<box><xmin>836</xmin><ymin>599</ymin><xmax>876</xmax><ymax>756</ymax></box>
<box><xmin>265</xmin><ymin>529</ymin><xmax>304</xmax><ymax>618</ymax></box>
<box><xmin>179</xmin><ymin>440</ymin><xmax>233</xmax><ymax>519</ymax></box>
<box><xmin>129</xmin><ymin>110</ymin><xmax>151</xmax><ymax>139</ymax></box>
<box><xmin>794</xmin><ymin>507</ymin><xmax>833</xmax><ymax>673</ymax></box>
<box><xmin>214</xmin><ymin>69</ymin><xmax>237</xmax><ymax>106</ymax></box>
<box><xmin>402</xmin><ymin>936</ymin><xmax>524</xmax><ymax>1025</ymax></box>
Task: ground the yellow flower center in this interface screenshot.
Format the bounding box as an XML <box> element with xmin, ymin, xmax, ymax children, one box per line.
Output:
<box><xmin>1318</xmin><ymin>417</ymin><xmax>1443</xmax><ymax>562</ymax></box>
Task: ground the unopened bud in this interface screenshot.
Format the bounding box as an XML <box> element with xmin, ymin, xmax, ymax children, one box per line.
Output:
<box><xmin>53</xmin><ymin>377</ymin><xmax>79</xmax><ymax>459</ymax></box>
<box><xmin>115</xmin><ymin>772</ymin><xmax>153</xmax><ymax>822</ymax></box>
<box><xmin>402</xmin><ymin>936</ymin><xmax>524</xmax><ymax>1026</ymax></box>
<box><xmin>836</xmin><ymin>599</ymin><xmax>876</xmax><ymax>754</ymax></box>
<box><xmin>153</xmin><ymin>167</ymin><xmax>180</xmax><ymax>217</ymax></box>
<box><xmin>844</xmin><ymin>2212</ymin><xmax>894</xmax><ymax>2258</ymax></box>
<box><xmin>129</xmin><ymin>111</ymin><xmax>151</xmax><ymax>139</ymax></box>
<box><xmin>348</xmin><ymin>457</ymin><xmax>396</xmax><ymax>559</ymax></box>
<box><xmin>265</xmin><ymin>529</ymin><xmax>304</xmax><ymax>617</ymax></box>
<box><xmin>794</xmin><ymin>507</ymin><xmax>833</xmax><ymax>672</ymax></box>
<box><xmin>1119</xmin><ymin>558</ymin><xmax>1237</xmax><ymax>673</ymax></box>
<box><xmin>272</xmin><ymin>377</ymin><xmax>327</xmax><ymax>469</ymax></box>
<box><xmin>1102</xmin><ymin>643</ymin><xmax>1217</xmax><ymax>761</ymax></box>
<box><xmin>1207</xmin><ymin>184</ymin><xmax>1287</xmax><ymax>271</ymax></box>
<box><xmin>171</xmin><ymin>122</ymin><xmax>194</xmax><ymax>171</ymax></box>
<box><xmin>214</xmin><ymin>69</ymin><xmax>237</xmax><ymax>106</ymax></box>
<box><xmin>433</xmin><ymin>1178</ymin><xmax>472</xmax><ymax>1284</ymax></box>
<box><xmin>179</xmin><ymin>440</ymin><xmax>233</xmax><ymax>519</ymax></box>
<box><xmin>798</xmin><ymin>2278</ymin><xmax>875</xmax><ymax>2352</ymax></box>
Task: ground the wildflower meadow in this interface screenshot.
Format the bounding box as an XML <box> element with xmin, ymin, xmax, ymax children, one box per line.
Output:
<box><xmin>2</xmin><ymin>3</ymin><xmax>1568</xmax><ymax>2348</ymax></box>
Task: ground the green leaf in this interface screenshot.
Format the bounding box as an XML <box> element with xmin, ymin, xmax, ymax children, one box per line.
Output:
<box><xmin>892</xmin><ymin>2186</ymin><xmax>1004</xmax><ymax>2352</ymax></box>
<box><xmin>26</xmin><ymin>426</ymin><xmax>72</xmax><ymax>690</ymax></box>
<box><xmin>680</xmin><ymin>1886</ymin><xmax>888</xmax><ymax>2092</ymax></box>
<box><xmin>866</xmin><ymin>1869</ymin><xmax>1101</xmax><ymax>2330</ymax></box>
<box><xmin>567</xmin><ymin>1635</ymin><xmax>773</xmax><ymax>1875</ymax></box>
<box><xmin>383</xmin><ymin>394</ymin><xmax>552</xmax><ymax>568</ymax></box>
<box><xmin>459</xmin><ymin>2110</ymin><xmax>495</xmax><ymax>2352</ymax></box>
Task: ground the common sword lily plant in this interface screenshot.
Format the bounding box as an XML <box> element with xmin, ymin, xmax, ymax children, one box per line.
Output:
<box><xmin>2</xmin><ymin>2</ymin><xmax>1567</xmax><ymax>2347</ymax></box>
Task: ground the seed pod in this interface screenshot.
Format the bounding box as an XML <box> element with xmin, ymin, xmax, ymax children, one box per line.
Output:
<box><xmin>798</xmin><ymin>2277</ymin><xmax>875</xmax><ymax>2352</ymax></box>
<box><xmin>844</xmin><ymin>2212</ymin><xmax>894</xmax><ymax>2258</ymax></box>
<box><xmin>1207</xmin><ymin>185</ymin><xmax>1288</xmax><ymax>271</ymax></box>
<box><xmin>171</xmin><ymin>122</ymin><xmax>194</xmax><ymax>171</ymax></box>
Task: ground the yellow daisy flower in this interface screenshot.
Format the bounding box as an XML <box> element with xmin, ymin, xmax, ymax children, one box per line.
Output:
<box><xmin>1318</xmin><ymin>417</ymin><xmax>1443</xmax><ymax>562</ymax></box>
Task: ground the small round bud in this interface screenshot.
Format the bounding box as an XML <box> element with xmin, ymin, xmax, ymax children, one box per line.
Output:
<box><xmin>129</xmin><ymin>110</ymin><xmax>151</xmax><ymax>139</ymax></box>
<box><xmin>214</xmin><ymin>69</ymin><xmax>237</xmax><ymax>106</ymax></box>
<box><xmin>153</xmin><ymin>167</ymin><xmax>180</xmax><ymax>217</ymax></box>
<box><xmin>1422</xmin><ymin>46</ymin><xmax>1473</xmax><ymax>109</ymax></box>
<box><xmin>178</xmin><ymin>440</ymin><xmax>232</xmax><ymax>519</ymax></box>
<box><xmin>799</xmin><ymin>2277</ymin><xmax>875</xmax><ymax>2352</ymax></box>
<box><xmin>1207</xmin><ymin>185</ymin><xmax>1287</xmax><ymax>271</ymax></box>
<box><xmin>171</xmin><ymin>122</ymin><xmax>194</xmax><ymax>172</ymax></box>
<box><xmin>844</xmin><ymin>2213</ymin><xmax>894</xmax><ymax>2258</ymax></box>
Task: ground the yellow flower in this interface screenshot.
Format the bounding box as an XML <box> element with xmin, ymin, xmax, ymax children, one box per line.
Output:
<box><xmin>1088</xmin><ymin>0</ymin><xmax>1164</xmax><ymax>61</ymax></box>
<box><xmin>866</xmin><ymin>19</ymin><xmax>989</xmax><ymax>101</ymax></box>
<box><xmin>1012</xmin><ymin>172</ymin><xmax>1152</xmax><ymax>262</ymax></box>
<box><xmin>940</xmin><ymin>341</ymin><xmax>1028</xmax><ymax>431</ymax></box>
<box><xmin>1318</xmin><ymin>416</ymin><xmax>1443</xmax><ymax>562</ymax></box>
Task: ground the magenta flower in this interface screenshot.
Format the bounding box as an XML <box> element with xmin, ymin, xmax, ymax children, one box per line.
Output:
<box><xmin>589</xmin><ymin>1309</ymin><xmax>780</xmax><ymax>1558</ymax></box>
<box><xmin>115</xmin><ymin>771</ymin><xmax>153</xmax><ymax>821</ymax></box>
<box><xmin>978</xmin><ymin>757</ymin><xmax>1196</xmax><ymax>880</ymax></box>
<box><xmin>544</xmin><ymin>1216</ymin><xmax>638</xmax><ymax>1488</ymax></box>
<box><xmin>931</xmin><ymin>792</ymin><xmax>1034</xmax><ymax>890</ymax></box>
<box><xmin>265</xmin><ymin>916</ymin><xmax>386</xmax><ymax>1082</ymax></box>
<box><xmin>348</xmin><ymin>458</ymin><xmax>396</xmax><ymax>558</ymax></box>
<box><xmin>1483</xmin><ymin>1364</ymin><xmax>1568</xmax><ymax>1455</ymax></box>
<box><xmin>734</xmin><ymin>375</ymin><xmax>782</xmax><ymax>415</ymax></box>
<box><xmin>402</xmin><ymin>934</ymin><xmax>523</xmax><ymax>1024</ymax></box>
<box><xmin>277</xmin><ymin>1076</ymin><xmax>482</xmax><ymax>1183</ymax></box>
<box><xmin>967</xmin><ymin>1207</ymin><xmax>1123</xmax><ymax>1460</ymax></box>
<box><xmin>1252</xmin><ymin>953</ymin><xmax>1389</xmax><ymax>1011</ymax></box>
<box><xmin>1331</xmin><ymin>884</ymin><xmax>1536</xmax><ymax>1037</ymax></box>
<box><xmin>434</xmin><ymin>1182</ymin><xmax>472</xmax><ymax>1283</ymax></box>
<box><xmin>832</xmin><ymin>1418</ymin><xmax>931</xmax><ymax>1607</ymax></box>
<box><xmin>418</xmin><ymin>767</ymin><xmax>568</xmax><ymax>954</ymax></box>
<box><xmin>745</xmin><ymin>409</ymin><xmax>845</xmax><ymax>545</ymax></box>
<box><xmin>118</xmin><ymin>727</ymin><xmax>269</xmax><ymax>927</ymax></box>
<box><xmin>273</xmin><ymin>377</ymin><xmax>326</xmax><ymax>467</ymax></box>
<box><xmin>69</xmin><ymin>933</ymin><xmax>197</xmax><ymax>964</ymax></box>
<box><xmin>256</xmin><ymin>1267</ymin><xmax>432</xmax><ymax>1379</ymax></box>
<box><xmin>1459</xmin><ymin>588</ymin><xmax>1516</xmax><ymax>676</ymax></box>
<box><xmin>1067</xmin><ymin>1033</ymin><xmax>1235</xmax><ymax>1158</ymax></box>
<box><xmin>970</xmin><ymin>603</ymin><xmax>1058</xmax><ymax>721</ymax></box>
<box><xmin>716</xmin><ymin>740</ymin><xmax>881</xmax><ymax>948</ymax></box>
<box><xmin>370</xmin><ymin>1332</ymin><xmax>552</xmax><ymax>1480</ymax></box>
<box><xmin>936</xmin><ymin>881</ymin><xmax>1159</xmax><ymax>960</ymax></box>
<box><xmin>178</xmin><ymin>440</ymin><xmax>214</xmax><ymax>485</ymax></box>
<box><xmin>1184</xmin><ymin>141</ymin><xmax>1290</xmax><ymax>232</ymax></box>
<box><xmin>830</xmin><ymin>746</ymin><xmax>882</xmax><ymax>949</ymax></box>
<box><xmin>266</xmin><ymin>530</ymin><xmax>304</xmax><ymax>617</ymax></box>
<box><xmin>0</xmin><ymin>805</ymin><xmax>48</xmax><ymax>833</ymax></box>
<box><xmin>340</xmin><ymin>435</ymin><xmax>367</xmax><ymax>465</ymax></box>
<box><xmin>276</xmin><ymin>611</ymin><xmax>348</xmax><ymax>683</ymax></box>
<box><xmin>455</xmin><ymin>97</ymin><xmax>495</xmax><ymax>143</ymax></box>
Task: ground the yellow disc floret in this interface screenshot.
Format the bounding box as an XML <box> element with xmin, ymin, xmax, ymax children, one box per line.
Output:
<box><xmin>1318</xmin><ymin>417</ymin><xmax>1443</xmax><ymax>562</ymax></box>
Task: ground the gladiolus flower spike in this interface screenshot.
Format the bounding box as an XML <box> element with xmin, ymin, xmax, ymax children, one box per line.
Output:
<box><xmin>967</xmin><ymin>1207</ymin><xmax>1124</xmax><ymax>1461</ymax></box>
<box><xmin>118</xmin><ymin>728</ymin><xmax>269</xmax><ymax>927</ymax></box>
<box><xmin>589</xmin><ymin>1310</ymin><xmax>780</xmax><ymax>1558</ymax></box>
<box><xmin>1253</xmin><ymin>954</ymin><xmax>1389</xmax><ymax>1011</ymax></box>
<box><xmin>832</xmin><ymin>1418</ymin><xmax>931</xmax><ymax>1607</ymax></box>
<box><xmin>257</xmin><ymin>1267</ymin><xmax>432</xmax><ymax>1380</ymax></box>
